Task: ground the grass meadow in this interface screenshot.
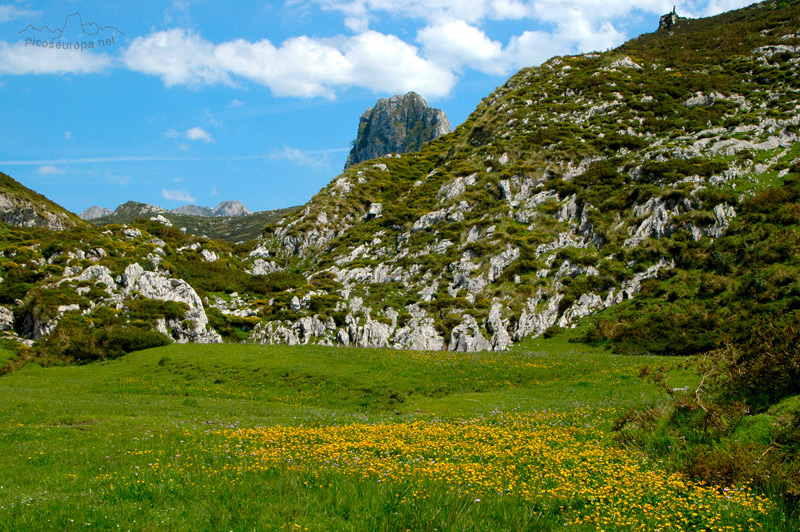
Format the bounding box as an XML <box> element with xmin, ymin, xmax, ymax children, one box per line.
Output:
<box><xmin>0</xmin><ymin>338</ymin><xmax>792</xmax><ymax>531</ymax></box>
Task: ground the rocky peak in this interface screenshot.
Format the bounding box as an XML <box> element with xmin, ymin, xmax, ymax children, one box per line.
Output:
<box><xmin>344</xmin><ymin>91</ymin><xmax>450</xmax><ymax>169</ymax></box>
<box><xmin>211</xmin><ymin>201</ymin><xmax>250</xmax><ymax>217</ymax></box>
<box><xmin>79</xmin><ymin>206</ymin><xmax>113</xmax><ymax>220</ymax></box>
<box><xmin>659</xmin><ymin>7</ymin><xmax>680</xmax><ymax>30</ymax></box>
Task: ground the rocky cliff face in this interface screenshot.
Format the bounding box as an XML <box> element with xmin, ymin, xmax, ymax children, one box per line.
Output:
<box><xmin>344</xmin><ymin>92</ymin><xmax>451</xmax><ymax>169</ymax></box>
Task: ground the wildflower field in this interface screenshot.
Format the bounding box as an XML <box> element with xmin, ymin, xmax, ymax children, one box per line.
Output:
<box><xmin>0</xmin><ymin>339</ymin><xmax>793</xmax><ymax>530</ymax></box>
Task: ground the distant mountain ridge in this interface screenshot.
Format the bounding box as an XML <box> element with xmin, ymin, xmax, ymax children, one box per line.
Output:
<box><xmin>80</xmin><ymin>200</ymin><xmax>250</xmax><ymax>221</ymax></box>
<box><xmin>83</xmin><ymin>200</ymin><xmax>296</xmax><ymax>242</ymax></box>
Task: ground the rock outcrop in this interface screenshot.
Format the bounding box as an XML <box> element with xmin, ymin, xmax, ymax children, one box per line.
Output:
<box><xmin>344</xmin><ymin>92</ymin><xmax>450</xmax><ymax>168</ymax></box>
<box><xmin>659</xmin><ymin>8</ymin><xmax>679</xmax><ymax>30</ymax></box>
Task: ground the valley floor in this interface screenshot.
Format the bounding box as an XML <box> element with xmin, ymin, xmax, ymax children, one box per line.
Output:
<box><xmin>0</xmin><ymin>340</ymin><xmax>792</xmax><ymax>531</ymax></box>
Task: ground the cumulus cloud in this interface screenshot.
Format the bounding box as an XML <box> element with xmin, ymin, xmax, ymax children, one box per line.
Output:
<box><xmin>123</xmin><ymin>28</ymin><xmax>455</xmax><ymax>99</ymax></box>
<box><xmin>123</xmin><ymin>29</ymin><xmax>232</xmax><ymax>87</ymax></box>
<box><xmin>417</xmin><ymin>20</ymin><xmax>504</xmax><ymax>74</ymax></box>
<box><xmin>0</xmin><ymin>40</ymin><xmax>111</xmax><ymax>75</ymax></box>
<box><xmin>186</xmin><ymin>126</ymin><xmax>214</xmax><ymax>142</ymax></box>
<box><xmin>162</xmin><ymin>188</ymin><xmax>196</xmax><ymax>202</ymax></box>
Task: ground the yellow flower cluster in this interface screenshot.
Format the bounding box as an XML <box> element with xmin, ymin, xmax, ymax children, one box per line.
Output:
<box><xmin>213</xmin><ymin>410</ymin><xmax>774</xmax><ymax>531</ymax></box>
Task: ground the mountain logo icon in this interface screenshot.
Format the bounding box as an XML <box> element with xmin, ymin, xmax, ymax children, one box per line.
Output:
<box><xmin>19</xmin><ymin>12</ymin><xmax>124</xmax><ymax>39</ymax></box>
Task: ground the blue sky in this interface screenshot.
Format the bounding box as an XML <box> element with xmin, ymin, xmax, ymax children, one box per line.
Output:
<box><xmin>0</xmin><ymin>0</ymin><xmax>753</xmax><ymax>214</ymax></box>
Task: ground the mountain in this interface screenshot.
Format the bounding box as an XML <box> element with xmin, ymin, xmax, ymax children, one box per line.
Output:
<box><xmin>344</xmin><ymin>92</ymin><xmax>451</xmax><ymax>168</ymax></box>
<box><xmin>1</xmin><ymin>0</ymin><xmax>799</xmax><ymax>360</ymax></box>
<box><xmin>109</xmin><ymin>201</ymin><xmax>168</xmax><ymax>219</ymax></box>
<box><xmin>78</xmin><ymin>206</ymin><xmax>113</xmax><ymax>220</ymax></box>
<box><xmin>0</xmin><ymin>172</ymin><xmax>84</xmax><ymax>231</ymax></box>
<box><xmin>97</xmin><ymin>200</ymin><xmax>252</xmax><ymax>220</ymax></box>
<box><xmin>241</xmin><ymin>0</ymin><xmax>800</xmax><ymax>352</ymax></box>
<box><xmin>211</xmin><ymin>201</ymin><xmax>250</xmax><ymax>217</ymax></box>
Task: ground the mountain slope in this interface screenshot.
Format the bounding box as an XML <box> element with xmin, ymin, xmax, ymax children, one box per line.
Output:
<box><xmin>0</xmin><ymin>172</ymin><xmax>84</xmax><ymax>231</ymax></box>
<box><xmin>245</xmin><ymin>0</ymin><xmax>800</xmax><ymax>351</ymax></box>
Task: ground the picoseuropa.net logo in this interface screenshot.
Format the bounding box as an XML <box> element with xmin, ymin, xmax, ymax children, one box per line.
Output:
<box><xmin>19</xmin><ymin>11</ymin><xmax>124</xmax><ymax>51</ymax></box>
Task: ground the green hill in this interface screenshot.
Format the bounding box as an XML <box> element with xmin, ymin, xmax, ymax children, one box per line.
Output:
<box><xmin>0</xmin><ymin>171</ymin><xmax>84</xmax><ymax>231</ymax></box>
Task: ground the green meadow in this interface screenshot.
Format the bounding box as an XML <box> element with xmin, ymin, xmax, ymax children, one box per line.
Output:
<box><xmin>0</xmin><ymin>339</ymin><xmax>792</xmax><ymax>531</ymax></box>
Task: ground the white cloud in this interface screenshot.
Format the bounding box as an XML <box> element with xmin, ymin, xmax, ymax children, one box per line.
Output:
<box><xmin>123</xmin><ymin>29</ymin><xmax>232</xmax><ymax>87</ymax></box>
<box><xmin>37</xmin><ymin>165</ymin><xmax>65</xmax><ymax>175</ymax></box>
<box><xmin>0</xmin><ymin>5</ymin><xmax>40</xmax><ymax>23</ymax></box>
<box><xmin>124</xmin><ymin>28</ymin><xmax>455</xmax><ymax>99</ymax></box>
<box><xmin>417</xmin><ymin>20</ymin><xmax>504</xmax><ymax>74</ymax></box>
<box><xmin>162</xmin><ymin>188</ymin><xmax>196</xmax><ymax>202</ymax></box>
<box><xmin>64</xmin><ymin>130</ymin><xmax>73</xmax><ymax>140</ymax></box>
<box><xmin>167</xmin><ymin>126</ymin><xmax>215</xmax><ymax>143</ymax></box>
<box><xmin>186</xmin><ymin>126</ymin><xmax>214</xmax><ymax>142</ymax></box>
<box><xmin>314</xmin><ymin>0</ymin><xmax>531</xmax><ymax>25</ymax></box>
<box><xmin>270</xmin><ymin>146</ymin><xmax>329</xmax><ymax>168</ymax></box>
<box><xmin>689</xmin><ymin>0</ymin><xmax>754</xmax><ymax>17</ymax></box>
<box><xmin>229</xmin><ymin>98</ymin><xmax>244</xmax><ymax>107</ymax></box>
<box><xmin>0</xmin><ymin>40</ymin><xmax>111</xmax><ymax>75</ymax></box>
<box><xmin>211</xmin><ymin>186</ymin><xmax>218</xmax><ymax>196</ymax></box>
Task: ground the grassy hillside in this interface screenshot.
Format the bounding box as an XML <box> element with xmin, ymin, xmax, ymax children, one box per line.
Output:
<box><xmin>0</xmin><ymin>171</ymin><xmax>84</xmax><ymax>230</ymax></box>
<box><xmin>2</xmin><ymin>339</ymin><xmax>795</xmax><ymax>531</ymax></box>
<box><xmin>242</xmin><ymin>0</ymin><xmax>800</xmax><ymax>352</ymax></box>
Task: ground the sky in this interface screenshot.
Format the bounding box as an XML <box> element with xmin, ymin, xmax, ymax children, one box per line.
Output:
<box><xmin>0</xmin><ymin>0</ymin><xmax>755</xmax><ymax>214</ymax></box>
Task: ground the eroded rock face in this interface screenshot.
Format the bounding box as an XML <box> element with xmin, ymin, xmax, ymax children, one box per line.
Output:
<box><xmin>344</xmin><ymin>92</ymin><xmax>451</xmax><ymax>168</ymax></box>
<box><xmin>0</xmin><ymin>193</ymin><xmax>69</xmax><ymax>231</ymax></box>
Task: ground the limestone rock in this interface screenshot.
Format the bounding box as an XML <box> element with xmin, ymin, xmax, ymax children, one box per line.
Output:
<box><xmin>201</xmin><ymin>249</ymin><xmax>218</xmax><ymax>263</ymax></box>
<box><xmin>393</xmin><ymin>317</ymin><xmax>445</xmax><ymax>351</ymax></box>
<box><xmin>345</xmin><ymin>92</ymin><xmax>450</xmax><ymax>168</ymax></box>
<box><xmin>487</xmin><ymin>303</ymin><xmax>512</xmax><ymax>351</ymax></box>
<box><xmin>0</xmin><ymin>305</ymin><xmax>13</xmax><ymax>331</ymax></box>
<box><xmin>122</xmin><ymin>263</ymin><xmax>221</xmax><ymax>344</ymax></box>
<box><xmin>449</xmin><ymin>314</ymin><xmax>492</xmax><ymax>352</ymax></box>
<box><xmin>247</xmin><ymin>259</ymin><xmax>282</xmax><ymax>276</ymax></box>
